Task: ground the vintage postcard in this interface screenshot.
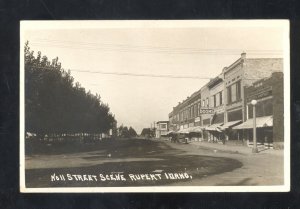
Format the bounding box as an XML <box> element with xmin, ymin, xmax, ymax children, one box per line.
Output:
<box><xmin>20</xmin><ymin>20</ymin><xmax>290</xmax><ymax>192</ymax></box>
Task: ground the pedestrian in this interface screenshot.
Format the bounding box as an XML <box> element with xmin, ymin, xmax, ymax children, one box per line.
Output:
<box><xmin>222</xmin><ymin>133</ymin><xmax>226</xmax><ymax>145</ymax></box>
<box><xmin>184</xmin><ymin>135</ymin><xmax>189</xmax><ymax>144</ymax></box>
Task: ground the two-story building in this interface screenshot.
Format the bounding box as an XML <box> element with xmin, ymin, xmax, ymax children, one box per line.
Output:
<box><xmin>223</xmin><ymin>53</ymin><xmax>283</xmax><ymax>145</ymax></box>
<box><xmin>155</xmin><ymin>121</ymin><xmax>169</xmax><ymax>138</ymax></box>
<box><xmin>233</xmin><ymin>72</ymin><xmax>284</xmax><ymax>149</ymax></box>
<box><xmin>205</xmin><ymin>73</ymin><xmax>225</xmax><ymax>142</ymax></box>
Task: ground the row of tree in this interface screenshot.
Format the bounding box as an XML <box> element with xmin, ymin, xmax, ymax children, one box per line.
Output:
<box><xmin>24</xmin><ymin>41</ymin><xmax>116</xmax><ymax>138</ymax></box>
<box><xmin>140</xmin><ymin>128</ymin><xmax>155</xmax><ymax>137</ymax></box>
<box><xmin>117</xmin><ymin>125</ymin><xmax>137</xmax><ymax>138</ymax></box>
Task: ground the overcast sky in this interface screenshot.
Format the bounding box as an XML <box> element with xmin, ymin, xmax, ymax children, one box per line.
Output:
<box><xmin>22</xmin><ymin>21</ymin><xmax>287</xmax><ymax>134</ymax></box>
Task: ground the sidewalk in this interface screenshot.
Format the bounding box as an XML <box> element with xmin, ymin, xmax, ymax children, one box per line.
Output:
<box><xmin>189</xmin><ymin>140</ymin><xmax>284</xmax><ymax>156</ymax></box>
<box><xmin>162</xmin><ymin>139</ymin><xmax>285</xmax><ymax>186</ymax></box>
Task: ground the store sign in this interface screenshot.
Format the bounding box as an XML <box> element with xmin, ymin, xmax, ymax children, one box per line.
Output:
<box><xmin>194</xmin><ymin>117</ymin><xmax>201</xmax><ymax>122</ymax></box>
<box><xmin>199</xmin><ymin>108</ymin><xmax>214</xmax><ymax>114</ymax></box>
<box><xmin>247</xmin><ymin>86</ymin><xmax>272</xmax><ymax>102</ymax></box>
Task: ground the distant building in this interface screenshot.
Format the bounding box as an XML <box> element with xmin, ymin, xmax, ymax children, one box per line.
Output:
<box><xmin>111</xmin><ymin>121</ymin><xmax>118</xmax><ymax>137</ymax></box>
<box><xmin>155</xmin><ymin>121</ymin><xmax>169</xmax><ymax>138</ymax></box>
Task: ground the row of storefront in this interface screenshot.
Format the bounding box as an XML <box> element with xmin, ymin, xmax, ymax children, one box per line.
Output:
<box><xmin>168</xmin><ymin>53</ymin><xmax>284</xmax><ymax>149</ymax></box>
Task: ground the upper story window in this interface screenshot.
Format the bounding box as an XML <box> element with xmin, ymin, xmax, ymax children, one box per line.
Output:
<box><xmin>206</xmin><ymin>98</ymin><xmax>209</xmax><ymax>107</ymax></box>
<box><xmin>220</xmin><ymin>91</ymin><xmax>223</xmax><ymax>105</ymax></box>
<box><xmin>194</xmin><ymin>104</ymin><xmax>198</xmax><ymax>117</ymax></box>
<box><xmin>215</xmin><ymin>92</ymin><xmax>219</xmax><ymax>107</ymax></box>
<box><xmin>227</xmin><ymin>81</ymin><xmax>241</xmax><ymax>104</ymax></box>
<box><xmin>213</xmin><ymin>95</ymin><xmax>216</xmax><ymax>107</ymax></box>
<box><xmin>160</xmin><ymin>124</ymin><xmax>167</xmax><ymax>129</ymax></box>
<box><xmin>212</xmin><ymin>91</ymin><xmax>223</xmax><ymax>107</ymax></box>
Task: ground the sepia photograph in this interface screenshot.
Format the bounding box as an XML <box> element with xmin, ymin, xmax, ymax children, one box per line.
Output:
<box><xmin>20</xmin><ymin>20</ymin><xmax>290</xmax><ymax>192</ymax></box>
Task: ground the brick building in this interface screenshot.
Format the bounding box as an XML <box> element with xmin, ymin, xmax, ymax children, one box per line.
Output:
<box><xmin>168</xmin><ymin>53</ymin><xmax>284</xmax><ymax>149</ymax></box>
<box><xmin>205</xmin><ymin>74</ymin><xmax>225</xmax><ymax>142</ymax></box>
<box><xmin>233</xmin><ymin>72</ymin><xmax>284</xmax><ymax>149</ymax></box>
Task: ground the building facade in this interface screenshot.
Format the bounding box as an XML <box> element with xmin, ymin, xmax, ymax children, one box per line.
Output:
<box><xmin>233</xmin><ymin>71</ymin><xmax>284</xmax><ymax>149</ymax></box>
<box><xmin>168</xmin><ymin>53</ymin><xmax>284</xmax><ymax>149</ymax></box>
<box><xmin>155</xmin><ymin>121</ymin><xmax>169</xmax><ymax>138</ymax></box>
<box><xmin>168</xmin><ymin>90</ymin><xmax>202</xmax><ymax>134</ymax></box>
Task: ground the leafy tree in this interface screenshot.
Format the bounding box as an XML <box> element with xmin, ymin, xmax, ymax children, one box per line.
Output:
<box><xmin>141</xmin><ymin>128</ymin><xmax>151</xmax><ymax>137</ymax></box>
<box><xmin>117</xmin><ymin>125</ymin><xmax>137</xmax><ymax>138</ymax></box>
<box><xmin>128</xmin><ymin>127</ymin><xmax>137</xmax><ymax>137</ymax></box>
<box><xmin>24</xmin><ymin>41</ymin><xmax>116</xmax><ymax>139</ymax></box>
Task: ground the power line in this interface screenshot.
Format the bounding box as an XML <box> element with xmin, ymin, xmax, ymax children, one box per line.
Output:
<box><xmin>31</xmin><ymin>38</ymin><xmax>283</xmax><ymax>53</ymax></box>
<box><xmin>29</xmin><ymin>38</ymin><xmax>283</xmax><ymax>55</ymax></box>
<box><xmin>26</xmin><ymin>65</ymin><xmax>264</xmax><ymax>80</ymax></box>
<box><xmin>69</xmin><ymin>69</ymin><xmax>274</xmax><ymax>81</ymax></box>
<box><xmin>69</xmin><ymin>69</ymin><xmax>212</xmax><ymax>79</ymax></box>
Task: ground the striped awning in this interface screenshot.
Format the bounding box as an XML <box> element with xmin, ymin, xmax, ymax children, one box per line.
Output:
<box><xmin>233</xmin><ymin>116</ymin><xmax>273</xmax><ymax>130</ymax></box>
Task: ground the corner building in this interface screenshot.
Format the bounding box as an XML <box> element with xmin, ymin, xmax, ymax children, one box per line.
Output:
<box><xmin>223</xmin><ymin>53</ymin><xmax>283</xmax><ymax>147</ymax></box>
<box><xmin>233</xmin><ymin>71</ymin><xmax>284</xmax><ymax>149</ymax></box>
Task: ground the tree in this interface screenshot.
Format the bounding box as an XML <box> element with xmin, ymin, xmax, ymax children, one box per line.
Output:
<box><xmin>118</xmin><ymin>125</ymin><xmax>137</xmax><ymax>138</ymax></box>
<box><xmin>128</xmin><ymin>127</ymin><xmax>137</xmax><ymax>137</ymax></box>
<box><xmin>24</xmin><ymin>41</ymin><xmax>116</xmax><ymax>139</ymax></box>
<box><xmin>141</xmin><ymin>128</ymin><xmax>151</xmax><ymax>137</ymax></box>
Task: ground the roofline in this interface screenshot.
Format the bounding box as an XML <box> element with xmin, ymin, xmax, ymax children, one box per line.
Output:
<box><xmin>156</xmin><ymin>121</ymin><xmax>169</xmax><ymax>124</ymax></box>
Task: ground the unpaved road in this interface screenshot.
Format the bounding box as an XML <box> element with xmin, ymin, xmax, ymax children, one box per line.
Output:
<box><xmin>25</xmin><ymin>138</ymin><xmax>243</xmax><ymax>187</ymax></box>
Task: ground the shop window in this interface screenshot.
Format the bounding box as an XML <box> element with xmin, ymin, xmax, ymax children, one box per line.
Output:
<box><xmin>203</xmin><ymin>118</ymin><xmax>210</xmax><ymax>125</ymax></box>
<box><xmin>248</xmin><ymin>99</ymin><xmax>273</xmax><ymax>119</ymax></box>
<box><xmin>228</xmin><ymin>109</ymin><xmax>243</xmax><ymax>122</ymax></box>
<box><xmin>211</xmin><ymin>113</ymin><xmax>224</xmax><ymax>124</ymax></box>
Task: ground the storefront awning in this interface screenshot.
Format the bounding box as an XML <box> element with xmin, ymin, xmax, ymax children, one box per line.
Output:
<box><xmin>177</xmin><ymin>129</ymin><xmax>189</xmax><ymax>134</ymax></box>
<box><xmin>167</xmin><ymin>131</ymin><xmax>175</xmax><ymax>135</ymax></box>
<box><xmin>232</xmin><ymin>116</ymin><xmax>273</xmax><ymax>130</ymax></box>
<box><xmin>205</xmin><ymin>123</ymin><xmax>223</xmax><ymax>131</ymax></box>
<box><xmin>190</xmin><ymin>126</ymin><xmax>205</xmax><ymax>133</ymax></box>
<box><xmin>221</xmin><ymin>120</ymin><xmax>242</xmax><ymax>130</ymax></box>
<box><xmin>177</xmin><ymin>126</ymin><xmax>203</xmax><ymax>134</ymax></box>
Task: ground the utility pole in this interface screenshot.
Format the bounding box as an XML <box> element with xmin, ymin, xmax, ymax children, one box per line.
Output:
<box><xmin>251</xmin><ymin>100</ymin><xmax>258</xmax><ymax>153</ymax></box>
<box><xmin>154</xmin><ymin>121</ymin><xmax>156</xmax><ymax>138</ymax></box>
